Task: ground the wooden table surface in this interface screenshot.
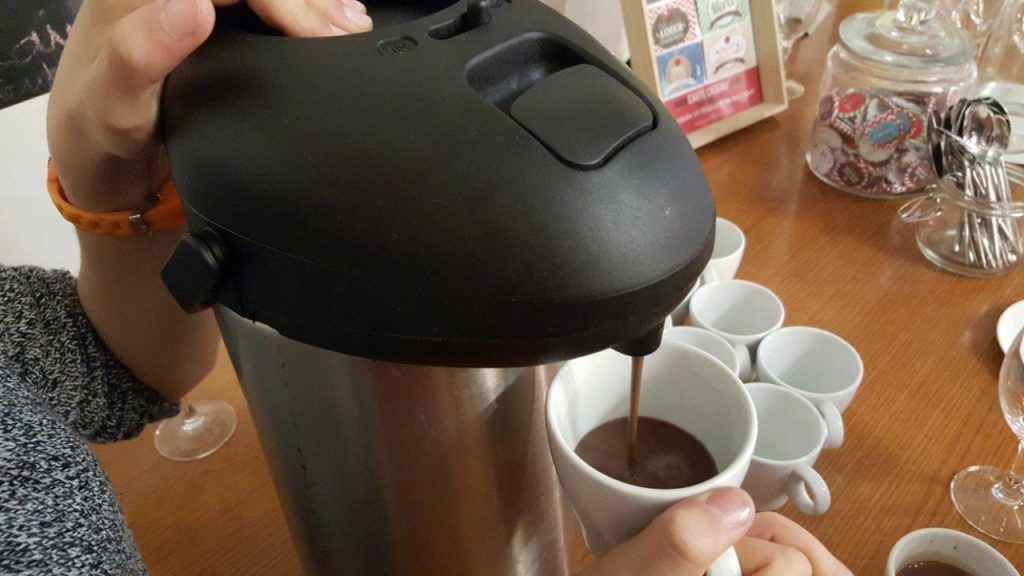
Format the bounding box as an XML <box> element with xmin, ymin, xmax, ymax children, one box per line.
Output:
<box><xmin>93</xmin><ymin>1</ymin><xmax>1024</xmax><ymax>573</ymax></box>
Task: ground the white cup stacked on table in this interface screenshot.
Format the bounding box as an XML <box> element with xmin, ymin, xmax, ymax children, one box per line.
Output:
<box><xmin>673</xmin><ymin>217</ymin><xmax>864</xmax><ymax>516</ymax></box>
<box><xmin>688</xmin><ymin>279</ymin><xmax>785</xmax><ymax>377</ymax></box>
<box><xmin>756</xmin><ymin>327</ymin><xmax>863</xmax><ymax>451</ymax></box>
<box><xmin>685</xmin><ymin>279</ymin><xmax>831</xmax><ymax>515</ymax></box>
<box><xmin>699</xmin><ymin>217</ymin><xmax>746</xmax><ymax>285</ymax></box>
<box><xmin>673</xmin><ymin>217</ymin><xmax>772</xmax><ymax>382</ymax></box>
<box><xmin>741</xmin><ymin>383</ymin><xmax>831</xmax><ymax>516</ymax></box>
<box><xmin>662</xmin><ymin>326</ymin><xmax>751</xmax><ymax>381</ymax></box>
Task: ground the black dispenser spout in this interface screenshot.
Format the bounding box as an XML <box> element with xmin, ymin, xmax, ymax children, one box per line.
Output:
<box><xmin>612</xmin><ymin>324</ymin><xmax>665</xmax><ymax>358</ymax></box>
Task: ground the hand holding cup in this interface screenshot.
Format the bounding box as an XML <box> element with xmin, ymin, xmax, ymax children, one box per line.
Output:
<box><xmin>547</xmin><ymin>343</ymin><xmax>757</xmax><ymax>575</ymax></box>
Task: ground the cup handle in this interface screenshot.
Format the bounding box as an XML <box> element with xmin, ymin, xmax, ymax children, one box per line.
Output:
<box><xmin>819</xmin><ymin>402</ymin><xmax>844</xmax><ymax>450</ymax></box>
<box><xmin>732</xmin><ymin>345</ymin><xmax>752</xmax><ymax>382</ymax></box>
<box><xmin>786</xmin><ymin>464</ymin><xmax>831</xmax><ymax>516</ymax></box>
<box><xmin>706</xmin><ymin>546</ymin><xmax>742</xmax><ymax>576</ymax></box>
<box><xmin>701</xmin><ymin>266</ymin><xmax>719</xmax><ymax>285</ymax></box>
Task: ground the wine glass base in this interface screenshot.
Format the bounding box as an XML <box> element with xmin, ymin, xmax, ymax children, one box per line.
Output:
<box><xmin>951</xmin><ymin>465</ymin><xmax>1024</xmax><ymax>543</ymax></box>
<box><xmin>154</xmin><ymin>399</ymin><xmax>238</xmax><ymax>462</ymax></box>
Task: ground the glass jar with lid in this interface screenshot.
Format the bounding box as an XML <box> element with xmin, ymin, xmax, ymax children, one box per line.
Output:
<box><xmin>806</xmin><ymin>0</ymin><xmax>977</xmax><ymax>199</ymax></box>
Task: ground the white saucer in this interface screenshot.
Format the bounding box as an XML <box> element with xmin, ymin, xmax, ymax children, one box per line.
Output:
<box><xmin>997</xmin><ymin>300</ymin><xmax>1024</xmax><ymax>354</ymax></box>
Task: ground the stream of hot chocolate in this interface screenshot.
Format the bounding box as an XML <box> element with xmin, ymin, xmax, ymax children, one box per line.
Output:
<box><xmin>628</xmin><ymin>355</ymin><xmax>644</xmax><ymax>462</ymax></box>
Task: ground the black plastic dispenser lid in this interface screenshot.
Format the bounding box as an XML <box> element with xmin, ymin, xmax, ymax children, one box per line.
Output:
<box><xmin>161</xmin><ymin>0</ymin><xmax>715</xmax><ymax>367</ymax></box>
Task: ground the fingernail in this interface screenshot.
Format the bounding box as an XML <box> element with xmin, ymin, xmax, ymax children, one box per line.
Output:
<box><xmin>706</xmin><ymin>488</ymin><xmax>754</xmax><ymax>529</ymax></box>
<box><xmin>344</xmin><ymin>5</ymin><xmax>373</xmax><ymax>29</ymax></box>
<box><xmin>343</xmin><ymin>0</ymin><xmax>367</xmax><ymax>14</ymax></box>
<box><xmin>160</xmin><ymin>0</ymin><xmax>200</xmax><ymax>40</ymax></box>
<box><xmin>329</xmin><ymin>23</ymin><xmax>348</xmax><ymax>36</ymax></box>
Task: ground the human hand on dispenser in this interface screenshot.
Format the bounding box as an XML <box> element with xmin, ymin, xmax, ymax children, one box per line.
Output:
<box><xmin>48</xmin><ymin>0</ymin><xmax>371</xmax><ymax>212</ymax></box>
<box><xmin>582</xmin><ymin>488</ymin><xmax>853</xmax><ymax>576</ymax></box>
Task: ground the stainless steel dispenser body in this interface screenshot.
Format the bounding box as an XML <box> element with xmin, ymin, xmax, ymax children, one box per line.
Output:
<box><xmin>217</xmin><ymin>306</ymin><xmax>575</xmax><ymax>575</ymax></box>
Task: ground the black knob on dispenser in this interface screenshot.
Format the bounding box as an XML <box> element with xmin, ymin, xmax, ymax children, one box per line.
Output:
<box><xmin>161</xmin><ymin>232</ymin><xmax>224</xmax><ymax>313</ymax></box>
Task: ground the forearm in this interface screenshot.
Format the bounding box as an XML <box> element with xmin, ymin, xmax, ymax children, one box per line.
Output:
<box><xmin>76</xmin><ymin>229</ymin><xmax>220</xmax><ymax>401</ymax></box>
<box><xmin>55</xmin><ymin>145</ymin><xmax>220</xmax><ymax>401</ymax></box>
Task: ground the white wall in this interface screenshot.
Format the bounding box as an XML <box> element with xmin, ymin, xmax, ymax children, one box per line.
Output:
<box><xmin>0</xmin><ymin>94</ymin><xmax>81</xmax><ymax>275</ymax></box>
<box><xmin>540</xmin><ymin>0</ymin><xmax>629</xmax><ymax>62</ymax></box>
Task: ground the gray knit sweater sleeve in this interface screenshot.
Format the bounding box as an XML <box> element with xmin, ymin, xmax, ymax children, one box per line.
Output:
<box><xmin>0</xmin><ymin>265</ymin><xmax>179</xmax><ymax>575</ymax></box>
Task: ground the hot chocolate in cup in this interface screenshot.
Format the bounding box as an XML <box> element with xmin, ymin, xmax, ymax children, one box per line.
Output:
<box><xmin>886</xmin><ymin>528</ymin><xmax>1019</xmax><ymax>576</ymax></box>
<box><xmin>546</xmin><ymin>342</ymin><xmax>756</xmax><ymax>576</ymax></box>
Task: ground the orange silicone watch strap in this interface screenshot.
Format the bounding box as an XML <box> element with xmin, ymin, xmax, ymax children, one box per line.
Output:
<box><xmin>47</xmin><ymin>160</ymin><xmax>186</xmax><ymax>235</ymax></box>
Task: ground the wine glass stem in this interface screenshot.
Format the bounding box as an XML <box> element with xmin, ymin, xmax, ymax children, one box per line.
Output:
<box><xmin>179</xmin><ymin>402</ymin><xmax>206</xmax><ymax>433</ymax></box>
<box><xmin>780</xmin><ymin>37</ymin><xmax>795</xmax><ymax>62</ymax></box>
<box><xmin>993</xmin><ymin>440</ymin><xmax>1024</xmax><ymax>506</ymax></box>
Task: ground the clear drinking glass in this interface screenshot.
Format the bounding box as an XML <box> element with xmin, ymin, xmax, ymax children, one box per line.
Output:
<box><xmin>774</xmin><ymin>0</ymin><xmax>826</xmax><ymax>99</ymax></box>
<box><xmin>960</xmin><ymin>0</ymin><xmax>1009</xmax><ymax>51</ymax></box>
<box><xmin>950</xmin><ymin>326</ymin><xmax>1024</xmax><ymax>542</ymax></box>
<box><xmin>975</xmin><ymin>0</ymin><xmax>1024</xmax><ymax>154</ymax></box>
<box><xmin>154</xmin><ymin>398</ymin><xmax>238</xmax><ymax>461</ymax></box>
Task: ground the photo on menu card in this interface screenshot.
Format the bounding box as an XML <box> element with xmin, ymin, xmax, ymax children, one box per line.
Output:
<box><xmin>657</xmin><ymin>43</ymin><xmax>707</xmax><ymax>99</ymax></box>
<box><xmin>646</xmin><ymin>0</ymin><xmax>701</xmax><ymax>56</ymax></box>
<box><xmin>703</xmin><ymin>21</ymin><xmax>756</xmax><ymax>83</ymax></box>
<box><xmin>611</xmin><ymin>0</ymin><xmax>788</xmax><ymax>146</ymax></box>
<box><xmin>696</xmin><ymin>0</ymin><xmax>749</xmax><ymax>34</ymax></box>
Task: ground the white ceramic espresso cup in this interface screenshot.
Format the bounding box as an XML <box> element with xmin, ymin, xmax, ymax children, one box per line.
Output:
<box><xmin>741</xmin><ymin>383</ymin><xmax>830</xmax><ymax>516</ymax></box>
<box><xmin>886</xmin><ymin>528</ymin><xmax>1019</xmax><ymax>576</ymax></box>
<box><xmin>688</xmin><ymin>280</ymin><xmax>785</xmax><ymax>365</ymax></box>
<box><xmin>547</xmin><ymin>342</ymin><xmax>757</xmax><ymax>576</ymax></box>
<box><xmin>756</xmin><ymin>327</ymin><xmax>862</xmax><ymax>450</ymax></box>
<box><xmin>662</xmin><ymin>326</ymin><xmax>752</xmax><ymax>381</ymax></box>
<box><xmin>700</xmin><ymin>217</ymin><xmax>746</xmax><ymax>285</ymax></box>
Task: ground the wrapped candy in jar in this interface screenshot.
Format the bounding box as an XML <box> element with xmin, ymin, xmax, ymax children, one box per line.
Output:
<box><xmin>806</xmin><ymin>0</ymin><xmax>976</xmax><ymax>199</ymax></box>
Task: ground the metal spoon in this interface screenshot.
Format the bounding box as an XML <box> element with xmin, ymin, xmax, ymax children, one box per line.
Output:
<box><xmin>962</xmin><ymin>99</ymin><xmax>1012</xmax><ymax>156</ymax></box>
<box><xmin>929</xmin><ymin>108</ymin><xmax>947</xmax><ymax>178</ymax></box>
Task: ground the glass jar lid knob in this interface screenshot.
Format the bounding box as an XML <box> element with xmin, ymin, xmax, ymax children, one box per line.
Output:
<box><xmin>841</xmin><ymin>0</ymin><xmax>976</xmax><ymax>67</ymax></box>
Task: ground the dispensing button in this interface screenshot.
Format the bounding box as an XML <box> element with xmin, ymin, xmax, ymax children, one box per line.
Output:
<box><xmin>508</xmin><ymin>64</ymin><xmax>654</xmax><ymax>170</ymax></box>
<box><xmin>429</xmin><ymin>0</ymin><xmax>492</xmax><ymax>40</ymax></box>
